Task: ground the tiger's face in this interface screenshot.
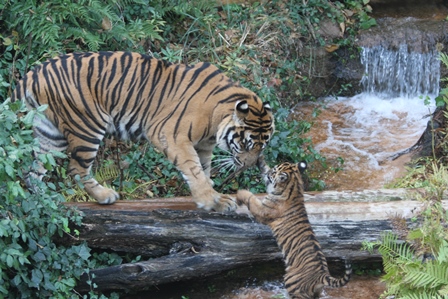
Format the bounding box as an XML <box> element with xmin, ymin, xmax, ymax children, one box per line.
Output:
<box><xmin>217</xmin><ymin>100</ymin><xmax>274</xmax><ymax>172</ymax></box>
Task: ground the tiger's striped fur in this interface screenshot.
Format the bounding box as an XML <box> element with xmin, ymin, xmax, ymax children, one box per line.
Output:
<box><xmin>237</xmin><ymin>162</ymin><xmax>351</xmax><ymax>299</ymax></box>
<box><xmin>12</xmin><ymin>51</ymin><xmax>274</xmax><ymax>212</ymax></box>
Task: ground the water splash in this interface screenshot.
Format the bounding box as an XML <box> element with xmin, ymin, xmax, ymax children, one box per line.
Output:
<box><xmin>360</xmin><ymin>45</ymin><xmax>440</xmax><ymax>98</ymax></box>
<box><xmin>299</xmin><ymin>45</ymin><xmax>440</xmax><ymax>189</ymax></box>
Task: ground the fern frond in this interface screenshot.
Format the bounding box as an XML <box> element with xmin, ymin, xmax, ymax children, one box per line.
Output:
<box><xmin>401</xmin><ymin>292</ymin><xmax>446</xmax><ymax>299</ymax></box>
<box><xmin>439</xmin><ymin>240</ymin><xmax>448</xmax><ymax>263</ymax></box>
<box><xmin>95</xmin><ymin>164</ymin><xmax>120</xmax><ymax>183</ymax></box>
<box><xmin>403</xmin><ymin>261</ymin><xmax>448</xmax><ymax>289</ymax></box>
<box><xmin>439</xmin><ymin>285</ymin><xmax>448</xmax><ymax>296</ymax></box>
<box><xmin>378</xmin><ymin>232</ymin><xmax>415</xmax><ymax>262</ymax></box>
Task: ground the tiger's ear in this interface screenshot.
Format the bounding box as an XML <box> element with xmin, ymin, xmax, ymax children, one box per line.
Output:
<box><xmin>298</xmin><ymin>161</ymin><xmax>307</xmax><ymax>174</ymax></box>
<box><xmin>236</xmin><ymin>100</ymin><xmax>249</xmax><ymax>113</ymax></box>
<box><xmin>263</xmin><ymin>102</ymin><xmax>272</xmax><ymax>111</ymax></box>
<box><xmin>235</xmin><ymin>100</ymin><xmax>249</xmax><ymax>123</ymax></box>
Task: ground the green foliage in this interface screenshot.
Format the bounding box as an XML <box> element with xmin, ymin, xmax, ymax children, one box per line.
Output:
<box><xmin>0</xmin><ymin>101</ymin><xmax>122</xmax><ymax>298</ymax></box>
<box><xmin>0</xmin><ymin>0</ymin><xmax>166</xmax><ymax>100</ymax></box>
<box><xmin>364</xmin><ymin>233</ymin><xmax>448</xmax><ymax>299</ymax></box>
<box><xmin>434</xmin><ymin>53</ymin><xmax>448</xmax><ymax>159</ymax></box>
<box><xmin>363</xmin><ymin>163</ymin><xmax>448</xmax><ymax>299</ymax></box>
<box><xmin>120</xmin><ymin>143</ymin><xmax>189</xmax><ymax>198</ymax></box>
<box><xmin>352</xmin><ymin>262</ymin><xmax>382</xmax><ymax>276</ymax></box>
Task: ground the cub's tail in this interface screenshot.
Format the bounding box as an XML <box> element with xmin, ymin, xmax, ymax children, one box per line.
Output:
<box><xmin>327</xmin><ymin>259</ymin><xmax>352</xmax><ymax>288</ymax></box>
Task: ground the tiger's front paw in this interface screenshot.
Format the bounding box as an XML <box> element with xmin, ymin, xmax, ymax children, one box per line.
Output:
<box><xmin>213</xmin><ymin>193</ymin><xmax>237</xmax><ymax>213</ymax></box>
<box><xmin>89</xmin><ymin>185</ymin><xmax>120</xmax><ymax>205</ymax></box>
<box><xmin>193</xmin><ymin>191</ymin><xmax>237</xmax><ymax>213</ymax></box>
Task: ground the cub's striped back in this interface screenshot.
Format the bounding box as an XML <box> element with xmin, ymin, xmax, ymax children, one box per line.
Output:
<box><xmin>237</xmin><ymin>162</ymin><xmax>351</xmax><ymax>299</ymax></box>
<box><xmin>12</xmin><ymin>51</ymin><xmax>274</xmax><ymax>211</ymax></box>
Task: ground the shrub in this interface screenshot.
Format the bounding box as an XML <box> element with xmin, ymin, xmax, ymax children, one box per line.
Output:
<box><xmin>0</xmin><ymin>100</ymin><xmax>121</xmax><ymax>298</ymax></box>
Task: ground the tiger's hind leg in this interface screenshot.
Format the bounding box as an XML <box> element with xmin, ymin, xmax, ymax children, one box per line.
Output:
<box><xmin>66</xmin><ymin>134</ymin><xmax>119</xmax><ymax>205</ymax></box>
<box><xmin>25</xmin><ymin>116</ymin><xmax>69</xmax><ymax>190</ymax></box>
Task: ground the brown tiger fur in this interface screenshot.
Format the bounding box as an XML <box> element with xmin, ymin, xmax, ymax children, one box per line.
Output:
<box><xmin>237</xmin><ymin>162</ymin><xmax>351</xmax><ymax>299</ymax></box>
<box><xmin>12</xmin><ymin>51</ymin><xmax>274</xmax><ymax>211</ymax></box>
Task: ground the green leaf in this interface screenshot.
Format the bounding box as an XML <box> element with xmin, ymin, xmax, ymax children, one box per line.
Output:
<box><xmin>21</xmin><ymin>110</ymin><xmax>36</xmax><ymax>126</ymax></box>
<box><xmin>75</xmin><ymin>245</ymin><xmax>91</xmax><ymax>261</ymax></box>
<box><xmin>435</xmin><ymin>95</ymin><xmax>447</xmax><ymax>107</ymax></box>
<box><xmin>5</xmin><ymin>165</ymin><xmax>14</xmax><ymax>178</ymax></box>
<box><xmin>31</xmin><ymin>269</ymin><xmax>43</xmax><ymax>286</ymax></box>
<box><xmin>6</xmin><ymin>255</ymin><xmax>14</xmax><ymax>268</ymax></box>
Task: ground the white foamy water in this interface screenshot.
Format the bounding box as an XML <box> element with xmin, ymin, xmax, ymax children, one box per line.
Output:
<box><xmin>294</xmin><ymin>92</ymin><xmax>436</xmax><ymax>189</ymax></box>
<box><xmin>315</xmin><ymin>93</ymin><xmax>435</xmax><ymax>171</ymax></box>
<box><xmin>295</xmin><ymin>43</ymin><xmax>441</xmax><ymax>190</ymax></box>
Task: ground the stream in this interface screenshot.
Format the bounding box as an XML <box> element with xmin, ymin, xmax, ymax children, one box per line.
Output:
<box><xmin>294</xmin><ymin>92</ymin><xmax>436</xmax><ymax>191</ymax></box>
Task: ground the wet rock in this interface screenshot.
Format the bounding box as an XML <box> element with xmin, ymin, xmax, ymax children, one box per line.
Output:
<box><xmin>299</xmin><ymin>2</ymin><xmax>448</xmax><ymax>99</ymax></box>
<box><xmin>357</xmin><ymin>18</ymin><xmax>448</xmax><ymax>53</ymax></box>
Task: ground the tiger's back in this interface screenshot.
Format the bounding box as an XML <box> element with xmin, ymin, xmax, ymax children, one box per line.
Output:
<box><xmin>14</xmin><ymin>52</ymin><xmax>236</xmax><ymax>144</ymax></box>
<box><xmin>237</xmin><ymin>162</ymin><xmax>351</xmax><ymax>299</ymax></box>
<box><xmin>13</xmin><ymin>51</ymin><xmax>274</xmax><ymax>211</ymax></box>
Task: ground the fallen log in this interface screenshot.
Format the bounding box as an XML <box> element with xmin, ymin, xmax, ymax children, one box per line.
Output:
<box><xmin>59</xmin><ymin>188</ymin><xmax>446</xmax><ymax>292</ymax></box>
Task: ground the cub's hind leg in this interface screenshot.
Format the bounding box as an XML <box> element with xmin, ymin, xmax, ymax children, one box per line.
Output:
<box><xmin>66</xmin><ymin>134</ymin><xmax>119</xmax><ymax>205</ymax></box>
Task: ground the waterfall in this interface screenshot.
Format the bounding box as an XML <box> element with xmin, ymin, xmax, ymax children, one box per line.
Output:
<box><xmin>299</xmin><ymin>44</ymin><xmax>442</xmax><ymax>189</ymax></box>
<box><xmin>360</xmin><ymin>45</ymin><xmax>441</xmax><ymax>98</ymax></box>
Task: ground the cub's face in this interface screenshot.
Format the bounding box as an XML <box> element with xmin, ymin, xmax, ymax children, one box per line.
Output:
<box><xmin>265</xmin><ymin>163</ymin><xmax>293</xmax><ymax>195</ymax></box>
<box><xmin>218</xmin><ymin>100</ymin><xmax>274</xmax><ymax>172</ymax></box>
<box><xmin>264</xmin><ymin>162</ymin><xmax>307</xmax><ymax>196</ymax></box>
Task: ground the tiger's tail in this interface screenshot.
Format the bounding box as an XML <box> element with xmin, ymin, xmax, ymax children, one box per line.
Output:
<box><xmin>326</xmin><ymin>259</ymin><xmax>352</xmax><ymax>288</ymax></box>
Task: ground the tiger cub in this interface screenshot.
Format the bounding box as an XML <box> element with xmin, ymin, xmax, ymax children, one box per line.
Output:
<box><xmin>237</xmin><ymin>161</ymin><xmax>351</xmax><ymax>299</ymax></box>
<box><xmin>12</xmin><ymin>51</ymin><xmax>275</xmax><ymax>212</ymax></box>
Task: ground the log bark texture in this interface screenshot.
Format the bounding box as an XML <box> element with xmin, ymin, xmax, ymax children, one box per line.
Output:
<box><xmin>60</xmin><ymin>188</ymin><xmax>446</xmax><ymax>292</ymax></box>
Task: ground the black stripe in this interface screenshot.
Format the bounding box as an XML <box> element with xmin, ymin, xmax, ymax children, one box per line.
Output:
<box><xmin>173</xmin><ymin>67</ymin><xmax>223</xmax><ymax>141</ymax></box>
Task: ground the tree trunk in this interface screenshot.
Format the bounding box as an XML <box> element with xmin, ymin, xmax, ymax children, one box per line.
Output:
<box><xmin>59</xmin><ymin>188</ymin><xmax>445</xmax><ymax>293</ymax></box>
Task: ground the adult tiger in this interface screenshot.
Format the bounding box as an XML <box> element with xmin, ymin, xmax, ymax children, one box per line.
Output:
<box><xmin>12</xmin><ymin>51</ymin><xmax>274</xmax><ymax>212</ymax></box>
<box><xmin>237</xmin><ymin>161</ymin><xmax>351</xmax><ymax>299</ymax></box>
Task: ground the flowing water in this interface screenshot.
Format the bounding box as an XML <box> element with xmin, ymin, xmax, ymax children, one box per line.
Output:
<box><xmin>294</xmin><ymin>46</ymin><xmax>440</xmax><ymax>190</ymax></box>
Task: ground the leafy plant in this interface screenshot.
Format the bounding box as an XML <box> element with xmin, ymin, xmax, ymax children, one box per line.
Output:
<box><xmin>0</xmin><ymin>0</ymin><xmax>166</xmax><ymax>100</ymax></box>
<box><xmin>363</xmin><ymin>162</ymin><xmax>448</xmax><ymax>299</ymax></box>
<box><xmin>0</xmin><ymin>100</ymin><xmax>122</xmax><ymax>298</ymax></box>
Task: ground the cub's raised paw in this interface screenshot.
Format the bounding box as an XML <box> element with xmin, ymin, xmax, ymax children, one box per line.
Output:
<box><xmin>236</xmin><ymin>190</ymin><xmax>254</xmax><ymax>206</ymax></box>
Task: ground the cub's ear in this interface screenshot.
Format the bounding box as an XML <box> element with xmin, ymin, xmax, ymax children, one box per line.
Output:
<box><xmin>298</xmin><ymin>161</ymin><xmax>307</xmax><ymax>174</ymax></box>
